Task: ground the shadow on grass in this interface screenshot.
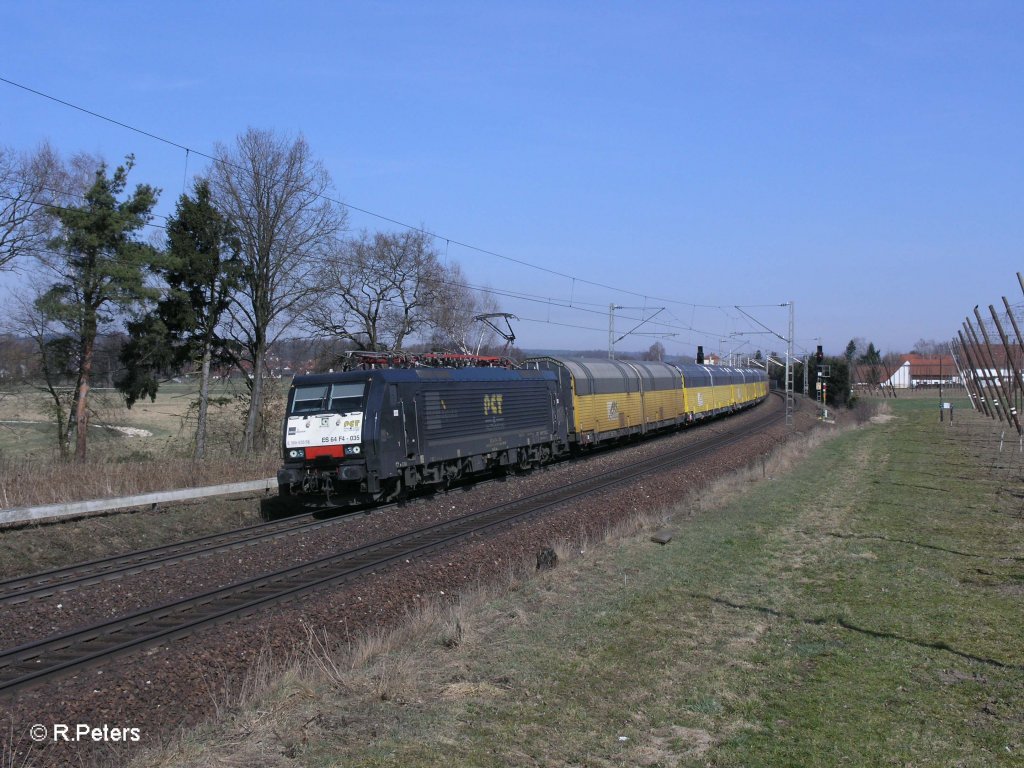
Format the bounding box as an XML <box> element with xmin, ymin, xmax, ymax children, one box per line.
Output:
<box><xmin>807</xmin><ymin>530</ymin><xmax>1024</xmax><ymax>561</ymax></box>
<box><xmin>689</xmin><ymin>591</ymin><xmax>1024</xmax><ymax>671</ymax></box>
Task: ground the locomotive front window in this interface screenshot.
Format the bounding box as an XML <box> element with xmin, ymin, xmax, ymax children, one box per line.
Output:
<box><xmin>329</xmin><ymin>382</ymin><xmax>365</xmax><ymax>413</ymax></box>
<box><xmin>291</xmin><ymin>385</ymin><xmax>329</xmax><ymax>414</ymax></box>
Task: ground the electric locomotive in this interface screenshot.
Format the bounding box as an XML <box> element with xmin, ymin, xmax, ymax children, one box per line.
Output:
<box><xmin>274</xmin><ymin>364</ymin><xmax>568</xmax><ymax>508</ymax></box>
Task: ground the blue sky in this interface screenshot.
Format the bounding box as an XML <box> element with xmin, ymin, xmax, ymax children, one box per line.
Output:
<box><xmin>2</xmin><ymin>1</ymin><xmax>1021</xmax><ymax>359</ymax></box>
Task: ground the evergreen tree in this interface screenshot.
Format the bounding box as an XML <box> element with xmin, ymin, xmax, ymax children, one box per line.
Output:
<box><xmin>118</xmin><ymin>180</ymin><xmax>241</xmax><ymax>458</ymax></box>
<box><xmin>825</xmin><ymin>356</ymin><xmax>852</xmax><ymax>406</ymax></box>
<box><xmin>858</xmin><ymin>342</ymin><xmax>881</xmax><ymax>364</ymax></box>
<box><xmin>858</xmin><ymin>342</ymin><xmax>882</xmax><ymax>386</ymax></box>
<box><xmin>36</xmin><ymin>157</ymin><xmax>158</xmax><ymax>460</ymax></box>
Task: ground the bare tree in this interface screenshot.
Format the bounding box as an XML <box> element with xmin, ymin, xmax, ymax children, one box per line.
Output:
<box><xmin>427</xmin><ymin>262</ymin><xmax>503</xmax><ymax>354</ymax></box>
<box><xmin>207</xmin><ymin>128</ymin><xmax>344</xmax><ymax>453</ymax></box>
<box><xmin>0</xmin><ymin>142</ymin><xmax>66</xmax><ymax>271</ymax></box>
<box><xmin>642</xmin><ymin>341</ymin><xmax>666</xmax><ymax>361</ymax></box>
<box><xmin>2</xmin><ymin>149</ymin><xmax>112</xmax><ymax>457</ymax></box>
<box><xmin>10</xmin><ymin>287</ymin><xmax>77</xmax><ymax>456</ymax></box>
<box><xmin>308</xmin><ymin>229</ymin><xmax>447</xmax><ymax>352</ymax></box>
<box><xmin>912</xmin><ymin>338</ymin><xmax>944</xmax><ymax>355</ymax></box>
<box><xmin>0</xmin><ymin>333</ymin><xmax>35</xmax><ymax>384</ymax></box>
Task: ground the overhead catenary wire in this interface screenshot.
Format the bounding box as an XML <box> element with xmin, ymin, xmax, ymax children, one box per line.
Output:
<box><xmin>3</xmin><ymin>190</ymin><xmax>789</xmax><ymax>352</ymax></box>
<box><xmin>2</xmin><ymin>187</ymin><xmax>768</xmax><ymax>348</ymax></box>
<box><xmin>1</xmin><ymin>74</ymin><xmax>733</xmax><ymax>312</ymax></box>
<box><xmin>1</xmin><ymin>74</ymin><xmax>801</xmax><ymax>349</ymax></box>
<box><xmin>4</xmin><ymin>189</ymin><xmax>719</xmax><ymax>336</ymax></box>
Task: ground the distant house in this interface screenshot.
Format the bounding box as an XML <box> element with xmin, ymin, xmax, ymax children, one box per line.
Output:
<box><xmin>883</xmin><ymin>353</ymin><xmax>960</xmax><ymax>389</ymax></box>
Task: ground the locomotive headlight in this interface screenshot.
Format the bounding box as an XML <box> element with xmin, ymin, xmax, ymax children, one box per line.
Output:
<box><xmin>288</xmin><ymin>448</ymin><xmax>305</xmax><ymax>459</ymax></box>
<box><xmin>344</xmin><ymin>444</ymin><xmax>362</xmax><ymax>456</ymax></box>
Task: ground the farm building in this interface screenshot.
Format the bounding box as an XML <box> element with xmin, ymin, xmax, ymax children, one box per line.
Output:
<box><xmin>885</xmin><ymin>354</ymin><xmax>960</xmax><ymax>388</ymax></box>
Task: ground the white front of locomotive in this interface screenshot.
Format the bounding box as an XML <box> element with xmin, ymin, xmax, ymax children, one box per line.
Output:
<box><xmin>284</xmin><ymin>381</ymin><xmax>366</xmax><ymax>463</ymax></box>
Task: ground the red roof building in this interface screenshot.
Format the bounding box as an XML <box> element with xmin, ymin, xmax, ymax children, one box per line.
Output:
<box><xmin>884</xmin><ymin>354</ymin><xmax>959</xmax><ymax>388</ymax></box>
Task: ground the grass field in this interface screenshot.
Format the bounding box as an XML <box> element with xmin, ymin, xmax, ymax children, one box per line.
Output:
<box><xmin>138</xmin><ymin>395</ymin><xmax>1024</xmax><ymax>767</ymax></box>
<box><xmin>0</xmin><ymin>382</ymin><xmax>258</xmax><ymax>457</ymax></box>
<box><xmin>0</xmin><ymin>381</ymin><xmax>284</xmax><ymax>508</ymax></box>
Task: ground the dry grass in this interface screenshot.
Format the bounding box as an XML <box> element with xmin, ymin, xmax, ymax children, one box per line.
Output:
<box><xmin>0</xmin><ymin>452</ymin><xmax>279</xmax><ymax>510</ymax></box>
<box><xmin>0</xmin><ymin>382</ymin><xmax>285</xmax><ymax>509</ymax></box>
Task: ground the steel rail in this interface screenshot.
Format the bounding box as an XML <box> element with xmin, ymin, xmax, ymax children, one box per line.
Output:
<box><xmin>0</xmin><ymin>510</ymin><xmax>347</xmax><ymax>605</ymax></box>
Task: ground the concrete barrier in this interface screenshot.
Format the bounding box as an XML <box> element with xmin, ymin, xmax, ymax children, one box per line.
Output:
<box><xmin>0</xmin><ymin>477</ymin><xmax>277</xmax><ymax>527</ymax></box>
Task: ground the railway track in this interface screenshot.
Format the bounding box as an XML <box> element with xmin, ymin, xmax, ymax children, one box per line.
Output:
<box><xmin>0</xmin><ymin>508</ymin><xmax>351</xmax><ymax>606</ymax></box>
<box><xmin>0</xmin><ymin>400</ymin><xmax>783</xmax><ymax>697</ymax></box>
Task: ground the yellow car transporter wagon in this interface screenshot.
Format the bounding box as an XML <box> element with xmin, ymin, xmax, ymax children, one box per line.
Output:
<box><xmin>525</xmin><ymin>356</ymin><xmax>766</xmax><ymax>448</ymax></box>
